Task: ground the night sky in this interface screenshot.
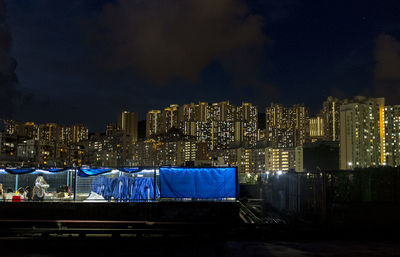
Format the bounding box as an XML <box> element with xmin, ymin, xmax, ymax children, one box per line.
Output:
<box><xmin>1</xmin><ymin>0</ymin><xmax>400</xmax><ymax>131</ymax></box>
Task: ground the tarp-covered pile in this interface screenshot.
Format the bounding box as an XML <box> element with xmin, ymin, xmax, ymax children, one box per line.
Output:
<box><xmin>91</xmin><ymin>175</ymin><xmax>159</xmax><ymax>201</ymax></box>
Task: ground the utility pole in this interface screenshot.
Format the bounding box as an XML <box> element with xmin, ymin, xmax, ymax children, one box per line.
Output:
<box><xmin>73</xmin><ymin>163</ymin><xmax>77</xmax><ymax>201</ymax></box>
<box><xmin>152</xmin><ymin>142</ymin><xmax>159</xmax><ymax>201</ymax></box>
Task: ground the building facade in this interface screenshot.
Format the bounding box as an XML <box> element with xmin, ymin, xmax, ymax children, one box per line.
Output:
<box><xmin>266</xmin><ymin>103</ymin><xmax>309</xmax><ymax>148</ymax></box>
<box><xmin>146</xmin><ymin>110</ymin><xmax>162</xmax><ymax>138</ymax></box>
<box><xmin>383</xmin><ymin>105</ymin><xmax>400</xmax><ymax>167</ymax></box>
<box><xmin>309</xmin><ymin>116</ymin><xmax>324</xmax><ymax>142</ymax></box>
<box><xmin>117</xmin><ymin>111</ymin><xmax>138</xmax><ymax>143</ymax></box>
<box><xmin>146</xmin><ymin>101</ymin><xmax>258</xmax><ymax>151</ymax></box>
<box><xmin>320</xmin><ymin>96</ymin><xmax>344</xmax><ymax>141</ymax></box>
<box><xmin>265</xmin><ymin>147</ymin><xmax>303</xmax><ymax>172</ymax></box>
<box><xmin>339</xmin><ymin>97</ymin><xmax>384</xmax><ymax>169</ymax></box>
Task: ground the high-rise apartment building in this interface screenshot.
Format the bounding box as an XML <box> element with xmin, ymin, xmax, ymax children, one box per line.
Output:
<box><xmin>266</xmin><ymin>103</ymin><xmax>309</xmax><ymax>148</ymax></box>
<box><xmin>133</xmin><ymin>138</ymin><xmax>207</xmax><ymax>167</ymax></box>
<box><xmin>265</xmin><ymin>147</ymin><xmax>303</xmax><ymax>172</ymax></box>
<box><xmin>207</xmin><ymin>101</ymin><xmax>236</xmax><ymax>150</ymax></box>
<box><xmin>146</xmin><ymin>101</ymin><xmax>258</xmax><ymax>150</ymax></box>
<box><xmin>320</xmin><ymin>96</ymin><xmax>345</xmax><ymax>141</ymax></box>
<box><xmin>72</xmin><ymin>124</ymin><xmax>88</xmax><ymax>143</ymax></box>
<box><xmin>117</xmin><ymin>111</ymin><xmax>138</xmax><ymax>142</ymax></box>
<box><xmin>291</xmin><ymin>104</ymin><xmax>309</xmax><ymax>146</ymax></box>
<box><xmin>146</xmin><ymin>110</ymin><xmax>162</xmax><ymax>138</ymax></box>
<box><xmin>383</xmin><ymin>105</ymin><xmax>400</xmax><ymax>167</ymax></box>
<box><xmin>162</xmin><ymin>105</ymin><xmax>179</xmax><ymax>133</ymax></box>
<box><xmin>339</xmin><ymin>97</ymin><xmax>384</xmax><ymax>169</ymax></box>
<box><xmin>17</xmin><ymin>139</ymin><xmax>37</xmax><ymax>161</ymax></box>
<box><xmin>3</xmin><ymin>120</ymin><xmax>39</xmax><ymax>139</ymax></box>
<box><xmin>235</xmin><ymin>103</ymin><xmax>258</xmax><ymax>146</ymax></box>
<box><xmin>178</xmin><ymin>103</ymin><xmax>198</xmax><ymax>137</ymax></box>
<box><xmin>209</xmin><ymin>147</ymin><xmax>251</xmax><ymax>173</ymax></box>
<box><xmin>251</xmin><ymin>147</ymin><xmax>267</xmax><ymax>173</ymax></box>
<box><xmin>309</xmin><ymin>116</ymin><xmax>324</xmax><ymax>142</ymax></box>
<box><xmin>85</xmin><ymin>131</ymin><xmax>134</xmax><ymax>167</ymax></box>
<box><xmin>0</xmin><ymin>119</ymin><xmax>92</xmax><ymax>166</ymax></box>
<box><xmin>38</xmin><ymin>123</ymin><xmax>59</xmax><ymax>143</ymax></box>
<box><xmin>106</xmin><ymin>123</ymin><xmax>118</xmax><ymax>136</ymax></box>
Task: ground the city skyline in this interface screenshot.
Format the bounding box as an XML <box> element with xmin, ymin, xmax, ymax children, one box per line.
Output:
<box><xmin>2</xmin><ymin>95</ymin><xmax>400</xmax><ymax>172</ymax></box>
<box><xmin>1</xmin><ymin>0</ymin><xmax>400</xmax><ymax>172</ymax></box>
<box><xmin>0</xmin><ymin>0</ymin><xmax>399</xmax><ymax>131</ymax></box>
<box><xmin>2</xmin><ymin>95</ymin><xmax>397</xmax><ymax>133</ymax></box>
<box><xmin>1</xmin><ymin>0</ymin><xmax>399</xmax><ymax>251</ymax></box>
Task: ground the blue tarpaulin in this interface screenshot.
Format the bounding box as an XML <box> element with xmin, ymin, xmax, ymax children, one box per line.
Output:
<box><xmin>0</xmin><ymin>167</ymin><xmax>142</xmax><ymax>176</ymax></box>
<box><xmin>4</xmin><ymin>168</ymin><xmax>36</xmax><ymax>174</ymax></box>
<box><xmin>43</xmin><ymin>168</ymin><xmax>68</xmax><ymax>172</ymax></box>
<box><xmin>130</xmin><ymin>177</ymin><xmax>159</xmax><ymax>201</ymax></box>
<box><xmin>90</xmin><ymin>176</ymin><xmax>159</xmax><ymax>201</ymax></box>
<box><xmin>78</xmin><ymin>168</ymin><xmax>113</xmax><ymax>177</ymax></box>
<box><xmin>159</xmin><ymin>167</ymin><xmax>237</xmax><ymax>199</ymax></box>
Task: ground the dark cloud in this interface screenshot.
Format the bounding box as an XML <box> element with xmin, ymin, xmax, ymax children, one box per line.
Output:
<box><xmin>375</xmin><ymin>34</ymin><xmax>400</xmax><ymax>81</ymax></box>
<box><xmin>248</xmin><ymin>0</ymin><xmax>300</xmax><ymax>24</ymax></box>
<box><xmin>88</xmin><ymin>0</ymin><xmax>269</xmax><ymax>85</ymax></box>
<box><xmin>374</xmin><ymin>33</ymin><xmax>400</xmax><ymax>104</ymax></box>
<box><xmin>218</xmin><ymin>45</ymin><xmax>278</xmax><ymax>102</ymax></box>
<box><xmin>0</xmin><ymin>0</ymin><xmax>18</xmax><ymax>119</ymax></box>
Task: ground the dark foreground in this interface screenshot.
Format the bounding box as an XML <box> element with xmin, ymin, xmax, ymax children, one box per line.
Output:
<box><xmin>1</xmin><ymin>201</ymin><xmax>400</xmax><ymax>256</ymax></box>
<box><xmin>0</xmin><ymin>237</ymin><xmax>399</xmax><ymax>257</ymax></box>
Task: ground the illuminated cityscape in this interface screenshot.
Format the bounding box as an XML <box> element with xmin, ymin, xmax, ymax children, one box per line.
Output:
<box><xmin>1</xmin><ymin>96</ymin><xmax>400</xmax><ymax>176</ymax></box>
<box><xmin>1</xmin><ymin>1</ymin><xmax>400</xmax><ymax>254</ymax></box>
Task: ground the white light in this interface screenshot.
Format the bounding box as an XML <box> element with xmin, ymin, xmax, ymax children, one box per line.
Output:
<box><xmin>138</xmin><ymin>169</ymin><xmax>159</xmax><ymax>175</ymax></box>
<box><xmin>348</xmin><ymin>162</ymin><xmax>353</xmax><ymax>166</ymax></box>
<box><xmin>33</xmin><ymin>169</ymin><xmax>53</xmax><ymax>174</ymax></box>
<box><xmin>277</xmin><ymin>171</ymin><xmax>282</xmax><ymax>176</ymax></box>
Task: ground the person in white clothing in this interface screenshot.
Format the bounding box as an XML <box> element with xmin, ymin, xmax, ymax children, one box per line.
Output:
<box><xmin>0</xmin><ymin>184</ymin><xmax>5</xmax><ymax>202</ymax></box>
<box><xmin>33</xmin><ymin>174</ymin><xmax>49</xmax><ymax>201</ymax></box>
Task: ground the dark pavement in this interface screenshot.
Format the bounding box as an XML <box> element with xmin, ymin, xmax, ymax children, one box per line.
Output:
<box><xmin>0</xmin><ymin>237</ymin><xmax>399</xmax><ymax>257</ymax></box>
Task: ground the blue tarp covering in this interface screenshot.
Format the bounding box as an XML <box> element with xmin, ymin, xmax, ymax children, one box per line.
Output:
<box><xmin>130</xmin><ymin>177</ymin><xmax>159</xmax><ymax>201</ymax></box>
<box><xmin>0</xmin><ymin>167</ymin><xmax>141</xmax><ymax>176</ymax></box>
<box><xmin>159</xmin><ymin>167</ymin><xmax>237</xmax><ymax>199</ymax></box>
<box><xmin>91</xmin><ymin>176</ymin><xmax>110</xmax><ymax>196</ymax></box>
<box><xmin>43</xmin><ymin>168</ymin><xmax>68</xmax><ymax>172</ymax></box>
<box><xmin>91</xmin><ymin>176</ymin><xmax>159</xmax><ymax>201</ymax></box>
<box><xmin>78</xmin><ymin>168</ymin><xmax>113</xmax><ymax>177</ymax></box>
<box><xmin>4</xmin><ymin>168</ymin><xmax>36</xmax><ymax>174</ymax></box>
